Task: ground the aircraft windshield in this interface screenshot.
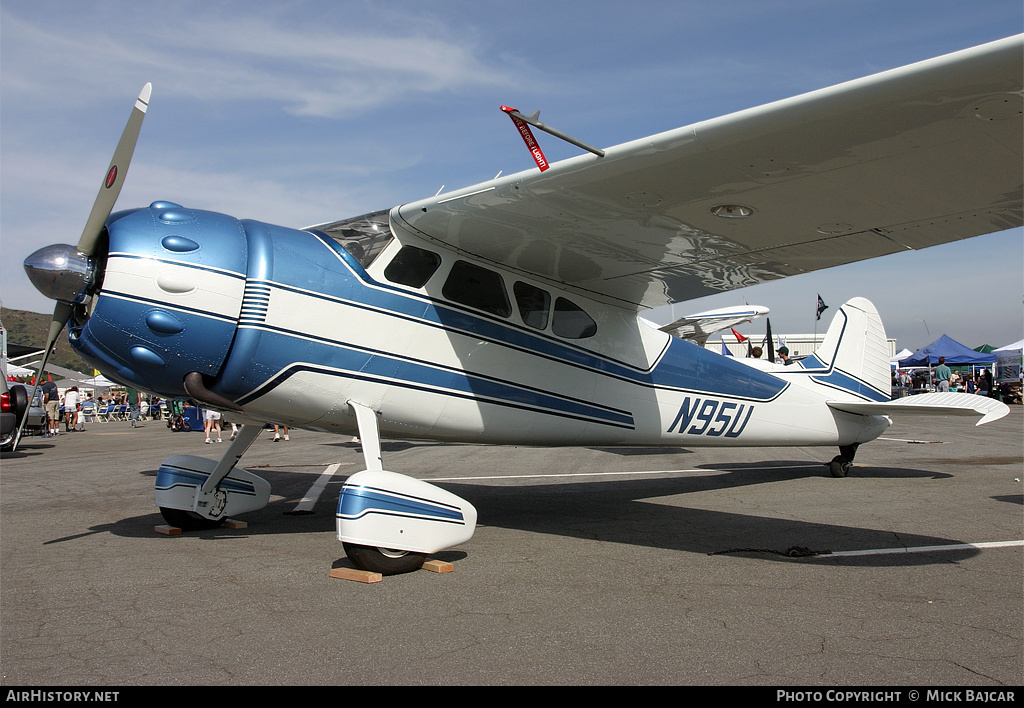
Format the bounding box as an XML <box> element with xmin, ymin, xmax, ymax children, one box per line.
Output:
<box><xmin>310</xmin><ymin>209</ymin><xmax>394</xmax><ymax>269</ymax></box>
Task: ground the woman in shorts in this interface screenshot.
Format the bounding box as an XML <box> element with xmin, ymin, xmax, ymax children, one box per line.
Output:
<box><xmin>204</xmin><ymin>408</ymin><xmax>222</xmax><ymax>443</ymax></box>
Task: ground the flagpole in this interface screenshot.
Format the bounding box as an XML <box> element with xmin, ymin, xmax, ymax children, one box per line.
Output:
<box><xmin>814</xmin><ymin>294</ymin><xmax>819</xmax><ymax>344</ymax></box>
<box><xmin>814</xmin><ymin>294</ymin><xmax>828</xmax><ymax>348</ymax></box>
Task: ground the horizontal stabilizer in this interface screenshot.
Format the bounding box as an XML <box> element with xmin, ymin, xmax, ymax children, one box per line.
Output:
<box><xmin>827</xmin><ymin>392</ymin><xmax>1010</xmax><ymax>426</ymax></box>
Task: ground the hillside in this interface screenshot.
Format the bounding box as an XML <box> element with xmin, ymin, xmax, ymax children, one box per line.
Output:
<box><xmin>1</xmin><ymin>307</ymin><xmax>92</xmax><ymax>375</ymax></box>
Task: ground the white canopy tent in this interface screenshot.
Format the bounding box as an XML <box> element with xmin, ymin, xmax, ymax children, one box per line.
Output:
<box><xmin>26</xmin><ymin>361</ymin><xmax>116</xmax><ymax>394</ymax></box>
<box><xmin>4</xmin><ymin>363</ymin><xmax>35</xmax><ymax>378</ymax></box>
<box><xmin>890</xmin><ymin>349</ymin><xmax>913</xmax><ymax>367</ymax></box>
<box><xmin>994</xmin><ymin>339</ymin><xmax>1023</xmax><ymax>384</ymax></box>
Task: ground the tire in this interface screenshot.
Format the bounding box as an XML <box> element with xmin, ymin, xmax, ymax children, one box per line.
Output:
<box><xmin>343</xmin><ymin>542</ymin><xmax>427</xmax><ymax>576</ymax></box>
<box><xmin>829</xmin><ymin>456</ymin><xmax>852</xmax><ymax>478</ymax></box>
<box><xmin>9</xmin><ymin>385</ymin><xmax>29</xmax><ymax>421</ymax></box>
<box><xmin>159</xmin><ymin>506</ymin><xmax>226</xmax><ymax>531</ymax></box>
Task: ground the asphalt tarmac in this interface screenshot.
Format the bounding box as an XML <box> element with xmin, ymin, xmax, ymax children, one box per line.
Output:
<box><xmin>1</xmin><ymin>407</ymin><xmax>1021</xmax><ymax>687</ymax></box>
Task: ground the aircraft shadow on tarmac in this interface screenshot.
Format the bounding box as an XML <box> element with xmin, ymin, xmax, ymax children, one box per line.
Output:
<box><xmin>37</xmin><ymin>455</ymin><xmax>984</xmax><ymax>568</ymax></box>
<box><xmin>440</xmin><ymin>464</ymin><xmax>979</xmax><ymax>568</ymax></box>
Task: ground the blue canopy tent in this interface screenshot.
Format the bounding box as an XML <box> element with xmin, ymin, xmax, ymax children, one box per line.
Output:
<box><xmin>899</xmin><ymin>334</ymin><xmax>997</xmax><ymax>366</ymax></box>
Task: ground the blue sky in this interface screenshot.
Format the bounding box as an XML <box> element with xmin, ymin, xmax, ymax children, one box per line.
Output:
<box><xmin>1</xmin><ymin>0</ymin><xmax>1021</xmax><ymax>351</ymax></box>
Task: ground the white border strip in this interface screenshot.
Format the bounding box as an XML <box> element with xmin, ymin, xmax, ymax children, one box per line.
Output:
<box><xmin>813</xmin><ymin>540</ymin><xmax>1024</xmax><ymax>558</ymax></box>
<box><xmin>429</xmin><ymin>464</ymin><xmax>823</xmax><ymax>482</ymax></box>
<box><xmin>291</xmin><ymin>463</ymin><xmax>343</xmax><ymax>513</ymax></box>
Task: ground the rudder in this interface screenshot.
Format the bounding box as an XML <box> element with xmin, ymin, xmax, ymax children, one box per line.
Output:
<box><xmin>811</xmin><ymin>297</ymin><xmax>891</xmax><ymax>400</ymax></box>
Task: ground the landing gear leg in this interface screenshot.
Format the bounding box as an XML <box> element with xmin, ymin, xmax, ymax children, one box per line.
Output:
<box><xmin>338</xmin><ymin>400</ymin><xmax>476</xmax><ymax>575</ymax></box>
<box><xmin>340</xmin><ymin>401</ymin><xmax>426</xmax><ymax>575</ymax></box>
<box><xmin>829</xmin><ymin>443</ymin><xmax>859</xmax><ymax>478</ymax></box>
<box><xmin>157</xmin><ymin>422</ymin><xmax>267</xmax><ymax>529</ymax></box>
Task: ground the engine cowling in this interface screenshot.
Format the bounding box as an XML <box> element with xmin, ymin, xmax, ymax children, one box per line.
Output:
<box><xmin>69</xmin><ymin>202</ymin><xmax>249</xmax><ymax>399</ymax></box>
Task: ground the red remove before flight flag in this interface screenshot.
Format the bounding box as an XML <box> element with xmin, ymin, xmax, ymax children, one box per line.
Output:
<box><xmin>501</xmin><ymin>106</ymin><xmax>549</xmax><ymax>172</ymax></box>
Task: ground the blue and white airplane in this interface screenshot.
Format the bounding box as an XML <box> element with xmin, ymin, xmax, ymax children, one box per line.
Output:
<box><xmin>20</xmin><ymin>36</ymin><xmax>1021</xmax><ymax>574</ymax></box>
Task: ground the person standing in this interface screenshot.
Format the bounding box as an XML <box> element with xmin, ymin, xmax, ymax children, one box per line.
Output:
<box><xmin>126</xmin><ymin>388</ymin><xmax>141</xmax><ymax>428</ymax></box>
<box><xmin>898</xmin><ymin>370</ymin><xmax>913</xmax><ymax>397</ymax></box>
<box><xmin>63</xmin><ymin>386</ymin><xmax>80</xmax><ymax>431</ymax></box>
<box><xmin>934</xmin><ymin>357</ymin><xmax>952</xmax><ymax>392</ymax></box>
<box><xmin>204</xmin><ymin>409</ymin><xmax>223</xmax><ymax>444</ymax></box>
<box><xmin>41</xmin><ymin>378</ymin><xmax>60</xmax><ymax>436</ymax></box>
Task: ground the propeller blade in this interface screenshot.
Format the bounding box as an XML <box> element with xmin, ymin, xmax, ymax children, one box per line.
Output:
<box><xmin>76</xmin><ymin>82</ymin><xmax>151</xmax><ymax>258</ymax></box>
<box><xmin>9</xmin><ymin>302</ymin><xmax>73</xmax><ymax>452</ymax></box>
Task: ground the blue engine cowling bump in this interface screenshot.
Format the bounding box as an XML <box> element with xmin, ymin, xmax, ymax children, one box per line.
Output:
<box><xmin>70</xmin><ymin>202</ymin><xmax>248</xmax><ymax>399</ymax></box>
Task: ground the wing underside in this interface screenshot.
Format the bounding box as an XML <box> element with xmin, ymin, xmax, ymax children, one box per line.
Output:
<box><xmin>393</xmin><ymin>35</ymin><xmax>1023</xmax><ymax>310</ymax></box>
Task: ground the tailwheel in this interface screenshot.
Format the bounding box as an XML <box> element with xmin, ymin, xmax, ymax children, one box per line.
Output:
<box><xmin>343</xmin><ymin>542</ymin><xmax>427</xmax><ymax>576</ymax></box>
<box><xmin>159</xmin><ymin>506</ymin><xmax>226</xmax><ymax>531</ymax></box>
<box><xmin>829</xmin><ymin>443</ymin><xmax>859</xmax><ymax>478</ymax></box>
<box><xmin>828</xmin><ymin>456</ymin><xmax>853</xmax><ymax>477</ymax></box>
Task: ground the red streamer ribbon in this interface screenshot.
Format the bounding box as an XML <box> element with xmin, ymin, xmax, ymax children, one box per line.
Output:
<box><xmin>501</xmin><ymin>106</ymin><xmax>549</xmax><ymax>172</ymax></box>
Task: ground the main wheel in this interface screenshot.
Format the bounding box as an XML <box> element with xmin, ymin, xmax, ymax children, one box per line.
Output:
<box><xmin>343</xmin><ymin>542</ymin><xmax>426</xmax><ymax>575</ymax></box>
<box><xmin>159</xmin><ymin>506</ymin><xmax>226</xmax><ymax>531</ymax></box>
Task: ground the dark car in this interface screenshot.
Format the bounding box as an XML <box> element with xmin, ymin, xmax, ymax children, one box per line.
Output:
<box><xmin>1</xmin><ymin>376</ymin><xmax>30</xmax><ymax>452</ymax></box>
<box><xmin>1</xmin><ymin>373</ymin><xmax>47</xmax><ymax>451</ymax></box>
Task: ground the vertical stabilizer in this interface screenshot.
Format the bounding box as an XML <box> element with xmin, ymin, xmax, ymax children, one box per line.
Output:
<box><xmin>811</xmin><ymin>298</ymin><xmax>891</xmax><ymax>401</ymax></box>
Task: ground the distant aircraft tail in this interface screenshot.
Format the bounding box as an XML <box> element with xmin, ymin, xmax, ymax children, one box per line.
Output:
<box><xmin>806</xmin><ymin>297</ymin><xmax>891</xmax><ymax>402</ymax></box>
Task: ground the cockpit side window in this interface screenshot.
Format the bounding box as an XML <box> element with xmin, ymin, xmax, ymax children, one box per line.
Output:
<box><xmin>513</xmin><ymin>281</ymin><xmax>550</xmax><ymax>330</ymax></box>
<box><xmin>552</xmin><ymin>297</ymin><xmax>598</xmax><ymax>339</ymax></box>
<box><xmin>442</xmin><ymin>260</ymin><xmax>512</xmax><ymax>318</ymax></box>
<box><xmin>384</xmin><ymin>245</ymin><xmax>441</xmax><ymax>288</ymax></box>
<box><xmin>312</xmin><ymin>209</ymin><xmax>394</xmax><ymax>268</ymax></box>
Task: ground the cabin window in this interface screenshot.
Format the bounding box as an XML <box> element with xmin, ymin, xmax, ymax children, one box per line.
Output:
<box><xmin>384</xmin><ymin>245</ymin><xmax>441</xmax><ymax>288</ymax></box>
<box><xmin>513</xmin><ymin>281</ymin><xmax>551</xmax><ymax>330</ymax></box>
<box><xmin>442</xmin><ymin>261</ymin><xmax>512</xmax><ymax>318</ymax></box>
<box><xmin>552</xmin><ymin>297</ymin><xmax>597</xmax><ymax>339</ymax></box>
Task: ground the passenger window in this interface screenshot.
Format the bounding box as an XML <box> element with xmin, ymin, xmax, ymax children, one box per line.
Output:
<box><xmin>442</xmin><ymin>261</ymin><xmax>512</xmax><ymax>317</ymax></box>
<box><xmin>384</xmin><ymin>245</ymin><xmax>441</xmax><ymax>288</ymax></box>
<box><xmin>513</xmin><ymin>281</ymin><xmax>550</xmax><ymax>330</ymax></box>
<box><xmin>552</xmin><ymin>298</ymin><xmax>597</xmax><ymax>339</ymax></box>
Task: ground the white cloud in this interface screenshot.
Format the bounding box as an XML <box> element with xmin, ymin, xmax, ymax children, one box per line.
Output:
<box><xmin>0</xmin><ymin>7</ymin><xmax>524</xmax><ymax>118</ymax></box>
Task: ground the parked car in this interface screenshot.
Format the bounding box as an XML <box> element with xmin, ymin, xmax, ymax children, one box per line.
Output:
<box><xmin>1</xmin><ymin>377</ymin><xmax>47</xmax><ymax>451</ymax></box>
<box><xmin>1</xmin><ymin>376</ymin><xmax>29</xmax><ymax>452</ymax></box>
<box><xmin>24</xmin><ymin>386</ymin><xmax>47</xmax><ymax>433</ymax></box>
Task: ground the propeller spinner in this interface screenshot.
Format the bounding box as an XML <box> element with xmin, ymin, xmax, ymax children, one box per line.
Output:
<box><xmin>13</xmin><ymin>83</ymin><xmax>151</xmax><ymax>451</ymax></box>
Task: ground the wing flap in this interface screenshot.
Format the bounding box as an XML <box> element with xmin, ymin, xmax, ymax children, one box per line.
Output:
<box><xmin>827</xmin><ymin>393</ymin><xmax>1010</xmax><ymax>426</ymax></box>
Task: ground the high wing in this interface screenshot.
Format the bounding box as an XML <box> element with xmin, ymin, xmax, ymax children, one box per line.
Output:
<box><xmin>393</xmin><ymin>35</ymin><xmax>1023</xmax><ymax>310</ymax></box>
